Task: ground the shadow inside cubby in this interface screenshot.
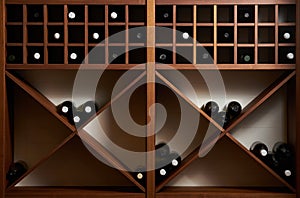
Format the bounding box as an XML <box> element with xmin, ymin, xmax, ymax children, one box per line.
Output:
<box><xmin>6</xmin><ymin>26</ymin><xmax>23</xmax><ymax>43</ymax></box>
<box><xmin>27</xmin><ymin>26</ymin><xmax>44</xmax><ymax>43</ymax></box>
<box><xmin>166</xmin><ymin>137</ymin><xmax>285</xmax><ymax>188</ymax></box>
<box><xmin>197</xmin><ymin>6</ymin><xmax>213</xmax><ymax>23</ymax></box>
<box><xmin>48</xmin><ymin>5</ymin><xmax>64</xmax><ymax>22</ymax></box>
<box><xmin>83</xmin><ymin>78</ymin><xmax>147</xmax><ymax>172</ymax></box>
<box><xmin>6</xmin><ymin>46</ymin><xmax>23</xmax><ymax>64</ymax></box>
<box><xmin>258</xmin><ymin>27</ymin><xmax>275</xmax><ymax>43</ymax></box>
<box><xmin>6</xmin><ymin>4</ymin><xmax>23</xmax><ymax>22</ymax></box>
<box><xmin>258</xmin><ymin>5</ymin><xmax>275</xmax><ymax>23</ymax></box>
<box><xmin>8</xmin><ymin>82</ymin><xmax>73</xmax><ymax>180</ymax></box>
<box><xmin>258</xmin><ymin>47</ymin><xmax>275</xmax><ymax>64</ymax></box>
<box><xmin>88</xmin><ymin>5</ymin><xmax>105</xmax><ymax>22</ymax></box>
<box><xmin>197</xmin><ymin>27</ymin><xmax>214</xmax><ymax>43</ymax></box>
<box><xmin>16</xmin><ymin>136</ymin><xmax>137</xmax><ymax>187</ymax></box>
<box><xmin>176</xmin><ymin>6</ymin><xmax>193</xmax><ymax>23</ymax></box>
<box><xmin>129</xmin><ymin>5</ymin><xmax>146</xmax><ymax>22</ymax></box>
<box><xmin>217</xmin><ymin>5</ymin><xmax>234</xmax><ymax>23</ymax></box>
<box><xmin>278</xmin><ymin>5</ymin><xmax>295</xmax><ymax>23</ymax></box>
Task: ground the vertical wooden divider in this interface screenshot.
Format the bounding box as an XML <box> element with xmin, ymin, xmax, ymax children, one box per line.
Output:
<box><xmin>275</xmin><ymin>5</ymin><xmax>278</xmax><ymax>64</ymax></box>
<box><xmin>254</xmin><ymin>5</ymin><xmax>258</xmax><ymax>65</ymax></box>
<box><xmin>85</xmin><ymin>5</ymin><xmax>88</xmax><ymax>64</ymax></box>
<box><xmin>125</xmin><ymin>5</ymin><xmax>129</xmax><ymax>64</ymax></box>
<box><xmin>0</xmin><ymin>0</ymin><xmax>5</xmax><ymax>197</ymax></box>
<box><xmin>234</xmin><ymin>5</ymin><xmax>237</xmax><ymax>64</ymax></box>
<box><xmin>213</xmin><ymin>5</ymin><xmax>217</xmax><ymax>65</ymax></box>
<box><xmin>172</xmin><ymin>5</ymin><xmax>176</xmax><ymax>65</ymax></box>
<box><xmin>105</xmin><ymin>5</ymin><xmax>109</xmax><ymax>64</ymax></box>
<box><xmin>44</xmin><ymin>5</ymin><xmax>48</xmax><ymax>64</ymax></box>
<box><xmin>64</xmin><ymin>5</ymin><xmax>68</xmax><ymax>64</ymax></box>
<box><xmin>146</xmin><ymin>0</ymin><xmax>155</xmax><ymax>197</ymax></box>
<box><xmin>23</xmin><ymin>5</ymin><xmax>27</xmax><ymax>64</ymax></box>
<box><xmin>193</xmin><ymin>5</ymin><xmax>196</xmax><ymax>65</ymax></box>
<box><xmin>296</xmin><ymin>0</ymin><xmax>300</xmax><ymax>196</ymax></box>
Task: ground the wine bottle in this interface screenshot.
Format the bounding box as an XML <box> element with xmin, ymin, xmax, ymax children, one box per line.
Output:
<box><xmin>239</xmin><ymin>54</ymin><xmax>251</xmax><ymax>63</ymax></box>
<box><xmin>76</xmin><ymin>101</ymin><xmax>98</xmax><ymax>123</ymax></box>
<box><xmin>156</xmin><ymin>166</ymin><xmax>168</xmax><ymax>183</ymax></box>
<box><xmin>6</xmin><ymin>160</ymin><xmax>28</xmax><ymax>183</ymax></box>
<box><xmin>109</xmin><ymin>6</ymin><xmax>125</xmax><ymax>22</ymax></box>
<box><xmin>217</xmin><ymin>27</ymin><xmax>234</xmax><ymax>43</ymax></box>
<box><xmin>168</xmin><ymin>152</ymin><xmax>181</xmax><ymax>170</ymax></box>
<box><xmin>278</xmin><ymin>47</ymin><xmax>295</xmax><ymax>64</ymax></box>
<box><xmin>278</xmin><ymin>27</ymin><xmax>295</xmax><ymax>43</ymax></box>
<box><xmin>238</xmin><ymin>6</ymin><xmax>254</xmax><ymax>23</ymax></box>
<box><xmin>215</xmin><ymin>111</ymin><xmax>230</xmax><ymax>128</ymax></box>
<box><xmin>28</xmin><ymin>6</ymin><xmax>43</xmax><ymax>22</ymax></box>
<box><xmin>28</xmin><ymin>48</ymin><xmax>43</xmax><ymax>64</ymax></box>
<box><xmin>134</xmin><ymin>166</ymin><xmax>146</xmax><ymax>185</ymax></box>
<box><xmin>68</xmin><ymin>6</ymin><xmax>84</xmax><ymax>22</ymax></box>
<box><xmin>203</xmin><ymin>101</ymin><xmax>219</xmax><ymax>116</ymax></box>
<box><xmin>272</xmin><ymin>142</ymin><xmax>293</xmax><ymax>162</ymax></box>
<box><xmin>250</xmin><ymin>141</ymin><xmax>268</xmax><ymax>160</ymax></box>
<box><xmin>48</xmin><ymin>26</ymin><xmax>64</xmax><ymax>43</ymax></box>
<box><xmin>156</xmin><ymin>6</ymin><xmax>173</xmax><ymax>23</ymax></box>
<box><xmin>57</xmin><ymin>101</ymin><xmax>74</xmax><ymax>119</ymax></box>
<box><xmin>286</xmin><ymin>52</ymin><xmax>294</xmax><ymax>60</ymax></box>
<box><xmin>155</xmin><ymin>142</ymin><xmax>170</xmax><ymax>159</ymax></box>
<box><xmin>226</xmin><ymin>101</ymin><xmax>242</xmax><ymax>118</ymax></box>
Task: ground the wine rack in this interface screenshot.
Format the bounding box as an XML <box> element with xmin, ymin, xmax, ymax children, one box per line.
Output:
<box><xmin>1</xmin><ymin>0</ymin><xmax>299</xmax><ymax>198</ymax></box>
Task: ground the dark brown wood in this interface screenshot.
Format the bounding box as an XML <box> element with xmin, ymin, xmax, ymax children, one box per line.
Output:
<box><xmin>7</xmin><ymin>133</ymin><xmax>76</xmax><ymax>190</ymax></box>
<box><xmin>296</xmin><ymin>0</ymin><xmax>300</xmax><ymax>197</ymax></box>
<box><xmin>6</xmin><ymin>0</ymin><xmax>146</xmax><ymax>4</ymax></box>
<box><xmin>6</xmin><ymin>187</ymin><xmax>145</xmax><ymax>198</ymax></box>
<box><xmin>0</xmin><ymin>0</ymin><xmax>5</xmax><ymax>197</ymax></box>
<box><xmin>147</xmin><ymin>0</ymin><xmax>155</xmax><ymax>197</ymax></box>
<box><xmin>156</xmin><ymin>187</ymin><xmax>295</xmax><ymax>198</ymax></box>
<box><xmin>5</xmin><ymin>71</ymin><xmax>76</xmax><ymax>132</ymax></box>
<box><xmin>155</xmin><ymin>0</ymin><xmax>295</xmax><ymax>5</ymax></box>
<box><xmin>225</xmin><ymin>71</ymin><xmax>296</xmax><ymax>132</ymax></box>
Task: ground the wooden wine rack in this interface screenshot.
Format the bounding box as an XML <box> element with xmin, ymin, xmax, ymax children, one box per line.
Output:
<box><xmin>0</xmin><ymin>0</ymin><xmax>299</xmax><ymax>198</ymax></box>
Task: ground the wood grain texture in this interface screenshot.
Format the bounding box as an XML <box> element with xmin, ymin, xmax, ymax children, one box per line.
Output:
<box><xmin>296</xmin><ymin>0</ymin><xmax>300</xmax><ymax>197</ymax></box>
<box><xmin>0</xmin><ymin>0</ymin><xmax>5</xmax><ymax>197</ymax></box>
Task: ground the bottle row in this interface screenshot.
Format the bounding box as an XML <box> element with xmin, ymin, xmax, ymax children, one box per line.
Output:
<box><xmin>6</xmin><ymin>25</ymin><xmax>296</xmax><ymax>45</ymax></box>
<box><xmin>57</xmin><ymin>101</ymin><xmax>98</xmax><ymax>127</ymax></box>
<box><xmin>250</xmin><ymin>141</ymin><xmax>295</xmax><ymax>183</ymax></box>
<box><xmin>203</xmin><ymin>101</ymin><xmax>242</xmax><ymax>128</ymax></box>
<box><xmin>6</xmin><ymin>46</ymin><xmax>296</xmax><ymax>65</ymax></box>
<box><xmin>6</xmin><ymin>4</ymin><xmax>295</xmax><ymax>24</ymax></box>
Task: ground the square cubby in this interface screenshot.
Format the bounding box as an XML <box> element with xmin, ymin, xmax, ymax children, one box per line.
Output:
<box><xmin>88</xmin><ymin>46</ymin><xmax>105</xmax><ymax>64</ymax></box>
<box><xmin>238</xmin><ymin>27</ymin><xmax>254</xmax><ymax>43</ymax></box>
<box><xmin>27</xmin><ymin>26</ymin><xmax>44</xmax><ymax>43</ymax></box>
<box><xmin>278</xmin><ymin>5</ymin><xmax>296</xmax><ymax>23</ymax></box>
<box><xmin>217</xmin><ymin>47</ymin><xmax>233</xmax><ymax>64</ymax></box>
<box><xmin>197</xmin><ymin>6</ymin><xmax>213</xmax><ymax>23</ymax></box>
<box><xmin>217</xmin><ymin>5</ymin><xmax>234</xmax><ymax>23</ymax></box>
<box><xmin>27</xmin><ymin>5</ymin><xmax>43</xmax><ymax>22</ymax></box>
<box><xmin>176</xmin><ymin>47</ymin><xmax>193</xmax><ymax>64</ymax></box>
<box><xmin>176</xmin><ymin>26</ymin><xmax>193</xmax><ymax>43</ymax></box>
<box><xmin>156</xmin><ymin>5</ymin><xmax>173</xmax><ymax>23</ymax></box>
<box><xmin>108</xmin><ymin>26</ymin><xmax>126</xmax><ymax>43</ymax></box>
<box><xmin>217</xmin><ymin>26</ymin><xmax>234</xmax><ymax>43</ymax></box>
<box><xmin>258</xmin><ymin>47</ymin><xmax>275</xmax><ymax>64</ymax></box>
<box><xmin>278</xmin><ymin>26</ymin><xmax>295</xmax><ymax>43</ymax></box>
<box><xmin>68</xmin><ymin>5</ymin><xmax>85</xmax><ymax>22</ymax></box>
<box><xmin>7</xmin><ymin>26</ymin><xmax>23</xmax><ymax>43</ymax></box>
<box><xmin>6</xmin><ymin>46</ymin><xmax>23</xmax><ymax>64</ymax></box>
<box><xmin>237</xmin><ymin>47</ymin><xmax>254</xmax><ymax>64</ymax></box>
<box><xmin>197</xmin><ymin>27</ymin><xmax>214</xmax><ymax>43</ymax></box>
<box><xmin>27</xmin><ymin>46</ymin><xmax>44</xmax><ymax>64</ymax></box>
<box><xmin>258</xmin><ymin>27</ymin><xmax>275</xmax><ymax>43</ymax></box>
<box><xmin>108</xmin><ymin>5</ymin><xmax>125</xmax><ymax>22</ymax></box>
<box><xmin>109</xmin><ymin>46</ymin><xmax>126</xmax><ymax>64</ymax></box>
<box><xmin>156</xmin><ymin>47</ymin><xmax>173</xmax><ymax>64</ymax></box>
<box><xmin>197</xmin><ymin>46</ymin><xmax>214</xmax><ymax>64</ymax></box>
<box><xmin>129</xmin><ymin>5</ymin><xmax>146</xmax><ymax>22</ymax></box>
<box><xmin>48</xmin><ymin>5</ymin><xmax>64</xmax><ymax>22</ymax></box>
<box><xmin>129</xmin><ymin>47</ymin><xmax>146</xmax><ymax>64</ymax></box>
<box><xmin>258</xmin><ymin>5</ymin><xmax>275</xmax><ymax>22</ymax></box>
<box><xmin>88</xmin><ymin>5</ymin><xmax>105</xmax><ymax>22</ymax></box>
<box><xmin>129</xmin><ymin>26</ymin><xmax>146</xmax><ymax>44</ymax></box>
<box><xmin>88</xmin><ymin>26</ymin><xmax>105</xmax><ymax>43</ymax></box>
<box><xmin>6</xmin><ymin>5</ymin><xmax>23</xmax><ymax>22</ymax></box>
<box><xmin>278</xmin><ymin>47</ymin><xmax>296</xmax><ymax>64</ymax></box>
<box><xmin>68</xmin><ymin>47</ymin><xmax>85</xmax><ymax>64</ymax></box>
<box><xmin>48</xmin><ymin>47</ymin><xmax>64</xmax><ymax>64</ymax></box>
<box><xmin>156</xmin><ymin>26</ymin><xmax>173</xmax><ymax>44</ymax></box>
<box><xmin>68</xmin><ymin>26</ymin><xmax>84</xmax><ymax>43</ymax></box>
<box><xmin>176</xmin><ymin>6</ymin><xmax>193</xmax><ymax>23</ymax></box>
<box><xmin>237</xmin><ymin>5</ymin><xmax>254</xmax><ymax>23</ymax></box>
<box><xmin>48</xmin><ymin>26</ymin><xmax>64</xmax><ymax>43</ymax></box>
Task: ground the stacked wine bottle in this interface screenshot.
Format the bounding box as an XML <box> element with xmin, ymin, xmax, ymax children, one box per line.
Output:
<box><xmin>203</xmin><ymin>101</ymin><xmax>242</xmax><ymax>128</ymax></box>
<box><xmin>6</xmin><ymin>160</ymin><xmax>28</xmax><ymax>184</ymax></box>
<box><xmin>57</xmin><ymin>100</ymin><xmax>98</xmax><ymax>127</ymax></box>
<box><xmin>250</xmin><ymin>141</ymin><xmax>295</xmax><ymax>183</ymax></box>
<box><xmin>155</xmin><ymin>143</ymin><xmax>182</xmax><ymax>183</ymax></box>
